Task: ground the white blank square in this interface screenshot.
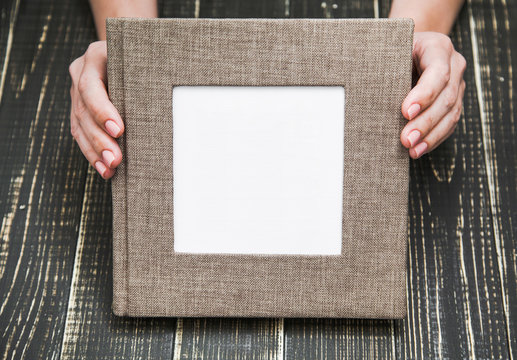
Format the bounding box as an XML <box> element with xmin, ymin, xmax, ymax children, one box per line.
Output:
<box><xmin>172</xmin><ymin>86</ymin><xmax>345</xmax><ymax>255</ymax></box>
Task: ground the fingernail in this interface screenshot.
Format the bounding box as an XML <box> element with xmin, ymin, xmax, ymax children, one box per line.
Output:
<box><xmin>407</xmin><ymin>130</ymin><xmax>421</xmax><ymax>147</ymax></box>
<box><xmin>95</xmin><ymin>161</ymin><xmax>107</xmax><ymax>178</ymax></box>
<box><xmin>105</xmin><ymin>120</ymin><xmax>121</xmax><ymax>137</ymax></box>
<box><xmin>413</xmin><ymin>141</ymin><xmax>428</xmax><ymax>158</ymax></box>
<box><xmin>102</xmin><ymin>150</ymin><xmax>115</xmax><ymax>168</ymax></box>
<box><xmin>408</xmin><ymin>104</ymin><xmax>421</xmax><ymax>120</ymax></box>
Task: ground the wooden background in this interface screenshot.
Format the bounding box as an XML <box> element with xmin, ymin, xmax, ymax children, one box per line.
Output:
<box><xmin>0</xmin><ymin>0</ymin><xmax>515</xmax><ymax>358</ymax></box>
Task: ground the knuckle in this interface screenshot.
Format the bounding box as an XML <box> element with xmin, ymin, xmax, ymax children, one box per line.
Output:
<box><xmin>72</xmin><ymin>107</ymin><xmax>83</xmax><ymax>120</ymax></box>
<box><xmin>77</xmin><ymin>76</ymin><xmax>89</xmax><ymax>93</ymax></box>
<box><xmin>85</xmin><ymin>43</ymin><xmax>96</xmax><ymax>56</ymax></box>
<box><xmin>444</xmin><ymin>89</ymin><xmax>457</xmax><ymax>109</ymax></box>
<box><xmin>89</xmin><ymin>103</ymin><xmax>106</xmax><ymax>123</ymax></box>
<box><xmin>458</xmin><ymin>54</ymin><xmax>467</xmax><ymax>72</ymax></box>
<box><xmin>452</xmin><ymin>113</ymin><xmax>461</xmax><ymax>125</ymax></box>
<box><xmin>85</xmin><ymin>41</ymin><xmax>104</xmax><ymax>60</ymax></box>
<box><xmin>84</xmin><ymin>98</ymin><xmax>108</xmax><ymax>123</ymax></box>
<box><xmin>422</xmin><ymin>86</ymin><xmax>438</xmax><ymax>103</ymax></box>
<box><xmin>68</xmin><ymin>58</ymin><xmax>81</xmax><ymax>80</ymax></box>
<box><xmin>70</xmin><ymin>121</ymin><xmax>79</xmax><ymax>138</ymax></box>
<box><xmin>440</xmin><ymin>64</ymin><xmax>451</xmax><ymax>84</ymax></box>
<box><xmin>423</xmin><ymin>115</ymin><xmax>434</xmax><ymax>131</ymax></box>
<box><xmin>426</xmin><ymin>116</ymin><xmax>434</xmax><ymax>129</ymax></box>
<box><xmin>452</xmin><ymin>106</ymin><xmax>462</xmax><ymax>124</ymax></box>
<box><xmin>439</xmin><ymin>34</ymin><xmax>454</xmax><ymax>51</ymax></box>
<box><xmin>73</xmin><ymin>101</ymin><xmax>87</xmax><ymax>119</ymax></box>
<box><xmin>68</xmin><ymin>62</ymin><xmax>75</xmax><ymax>77</ymax></box>
<box><xmin>91</xmin><ymin>133</ymin><xmax>106</xmax><ymax>152</ymax></box>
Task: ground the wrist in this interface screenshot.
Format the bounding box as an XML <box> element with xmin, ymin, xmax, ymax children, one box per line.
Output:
<box><xmin>388</xmin><ymin>0</ymin><xmax>464</xmax><ymax>34</ymax></box>
<box><xmin>89</xmin><ymin>0</ymin><xmax>158</xmax><ymax>40</ymax></box>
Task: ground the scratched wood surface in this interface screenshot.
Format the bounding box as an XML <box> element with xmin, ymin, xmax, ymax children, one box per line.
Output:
<box><xmin>0</xmin><ymin>0</ymin><xmax>515</xmax><ymax>359</ymax></box>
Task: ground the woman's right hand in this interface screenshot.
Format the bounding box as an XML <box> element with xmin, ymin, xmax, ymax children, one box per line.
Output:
<box><xmin>69</xmin><ymin>41</ymin><xmax>123</xmax><ymax>179</ymax></box>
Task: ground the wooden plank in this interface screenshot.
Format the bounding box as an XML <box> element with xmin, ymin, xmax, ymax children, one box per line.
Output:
<box><xmin>285</xmin><ymin>319</ymin><xmax>396</xmax><ymax>360</ymax></box>
<box><xmin>59</xmin><ymin>0</ymin><xmax>184</xmax><ymax>358</ymax></box>
<box><xmin>288</xmin><ymin>0</ymin><xmax>374</xmax><ymax>19</ymax></box>
<box><xmin>1</xmin><ymin>0</ymin><xmax>513</xmax><ymax>359</ymax></box>
<box><xmin>282</xmin><ymin>2</ymin><xmax>402</xmax><ymax>360</ymax></box>
<box><xmin>0</xmin><ymin>0</ymin><xmax>20</xmax><ymax>102</ymax></box>
<box><xmin>466</xmin><ymin>0</ymin><xmax>517</xmax><ymax>357</ymax></box>
<box><xmin>380</xmin><ymin>1</ymin><xmax>512</xmax><ymax>358</ymax></box>
<box><xmin>173</xmin><ymin>318</ymin><xmax>284</xmax><ymax>360</ymax></box>
<box><xmin>198</xmin><ymin>0</ymin><xmax>285</xmax><ymax>18</ymax></box>
<box><xmin>167</xmin><ymin>1</ymin><xmax>286</xmax><ymax>359</ymax></box>
<box><xmin>0</xmin><ymin>0</ymin><xmax>93</xmax><ymax>358</ymax></box>
<box><xmin>59</xmin><ymin>170</ymin><xmax>176</xmax><ymax>359</ymax></box>
<box><xmin>394</xmin><ymin>4</ymin><xmax>512</xmax><ymax>359</ymax></box>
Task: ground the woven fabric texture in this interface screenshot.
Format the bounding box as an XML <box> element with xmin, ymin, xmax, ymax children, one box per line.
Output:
<box><xmin>106</xmin><ymin>18</ymin><xmax>414</xmax><ymax>318</ymax></box>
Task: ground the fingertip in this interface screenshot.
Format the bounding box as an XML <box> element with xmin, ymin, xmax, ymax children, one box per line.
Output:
<box><xmin>410</xmin><ymin>141</ymin><xmax>428</xmax><ymax>159</ymax></box>
<box><xmin>102</xmin><ymin>148</ymin><xmax>122</xmax><ymax>169</ymax></box>
<box><xmin>400</xmin><ymin>130</ymin><xmax>411</xmax><ymax>149</ymax></box>
<box><xmin>401</xmin><ymin>94</ymin><xmax>420</xmax><ymax>120</ymax></box>
<box><xmin>104</xmin><ymin>169</ymin><xmax>116</xmax><ymax>179</ymax></box>
<box><xmin>102</xmin><ymin>150</ymin><xmax>115</xmax><ymax>168</ymax></box>
<box><xmin>105</xmin><ymin>119</ymin><xmax>124</xmax><ymax>138</ymax></box>
<box><xmin>407</xmin><ymin>129</ymin><xmax>421</xmax><ymax>148</ymax></box>
<box><xmin>400</xmin><ymin>125</ymin><xmax>422</xmax><ymax>149</ymax></box>
<box><xmin>94</xmin><ymin>161</ymin><xmax>109</xmax><ymax>178</ymax></box>
<box><xmin>407</xmin><ymin>103</ymin><xmax>421</xmax><ymax>120</ymax></box>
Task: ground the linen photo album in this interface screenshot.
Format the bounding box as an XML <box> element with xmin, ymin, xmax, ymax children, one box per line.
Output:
<box><xmin>106</xmin><ymin>18</ymin><xmax>413</xmax><ymax>318</ymax></box>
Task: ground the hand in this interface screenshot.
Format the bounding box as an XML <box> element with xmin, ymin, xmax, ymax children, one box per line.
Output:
<box><xmin>400</xmin><ymin>32</ymin><xmax>466</xmax><ymax>159</ymax></box>
<box><xmin>69</xmin><ymin>41</ymin><xmax>124</xmax><ymax>179</ymax></box>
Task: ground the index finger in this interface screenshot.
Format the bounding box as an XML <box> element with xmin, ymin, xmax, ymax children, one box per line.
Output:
<box><xmin>402</xmin><ymin>42</ymin><xmax>452</xmax><ymax>120</ymax></box>
<box><xmin>78</xmin><ymin>43</ymin><xmax>124</xmax><ymax>138</ymax></box>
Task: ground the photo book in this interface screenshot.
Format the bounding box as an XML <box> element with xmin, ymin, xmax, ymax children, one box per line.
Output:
<box><xmin>106</xmin><ymin>18</ymin><xmax>413</xmax><ymax>318</ymax></box>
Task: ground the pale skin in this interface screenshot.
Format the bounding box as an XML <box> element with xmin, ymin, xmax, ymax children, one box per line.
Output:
<box><xmin>69</xmin><ymin>0</ymin><xmax>466</xmax><ymax>179</ymax></box>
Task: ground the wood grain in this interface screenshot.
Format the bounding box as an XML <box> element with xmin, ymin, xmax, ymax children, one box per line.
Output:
<box><xmin>59</xmin><ymin>170</ymin><xmax>176</xmax><ymax>359</ymax></box>
<box><xmin>0</xmin><ymin>0</ymin><xmax>515</xmax><ymax>359</ymax></box>
<box><xmin>467</xmin><ymin>0</ymin><xmax>517</xmax><ymax>357</ymax></box>
<box><xmin>282</xmin><ymin>1</ymin><xmax>403</xmax><ymax>360</ymax></box>
<box><xmin>173</xmin><ymin>318</ymin><xmax>284</xmax><ymax>360</ymax></box>
<box><xmin>59</xmin><ymin>1</ymin><xmax>182</xmax><ymax>359</ymax></box>
<box><xmin>285</xmin><ymin>319</ymin><xmax>397</xmax><ymax>360</ymax></box>
<box><xmin>0</xmin><ymin>0</ymin><xmax>93</xmax><ymax>358</ymax></box>
<box><xmin>162</xmin><ymin>1</ymin><xmax>287</xmax><ymax>359</ymax></box>
<box><xmin>393</xmin><ymin>2</ymin><xmax>513</xmax><ymax>359</ymax></box>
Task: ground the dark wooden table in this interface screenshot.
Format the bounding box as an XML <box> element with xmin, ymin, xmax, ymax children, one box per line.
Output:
<box><xmin>1</xmin><ymin>0</ymin><xmax>516</xmax><ymax>359</ymax></box>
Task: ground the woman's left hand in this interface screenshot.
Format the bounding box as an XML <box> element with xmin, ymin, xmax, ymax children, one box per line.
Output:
<box><xmin>400</xmin><ymin>31</ymin><xmax>467</xmax><ymax>159</ymax></box>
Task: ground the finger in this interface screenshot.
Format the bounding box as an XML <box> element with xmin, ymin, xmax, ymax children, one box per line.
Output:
<box><xmin>422</xmin><ymin>81</ymin><xmax>465</xmax><ymax>153</ymax></box>
<box><xmin>68</xmin><ymin>56</ymin><xmax>84</xmax><ymax>84</ymax></box>
<box><xmin>78</xmin><ymin>109</ymin><xmax>123</xmax><ymax>169</ymax></box>
<box><xmin>410</xmin><ymin>123</ymin><xmax>457</xmax><ymax>160</ymax></box>
<box><xmin>409</xmin><ymin>87</ymin><xmax>464</xmax><ymax>159</ymax></box>
<box><xmin>400</xmin><ymin>84</ymin><xmax>455</xmax><ymax>148</ymax></box>
<box><xmin>73</xmin><ymin>121</ymin><xmax>116</xmax><ymax>179</ymax></box>
<box><xmin>453</xmin><ymin>51</ymin><xmax>468</xmax><ymax>81</ymax></box>
<box><xmin>400</xmin><ymin>57</ymin><xmax>465</xmax><ymax>149</ymax></box>
<box><xmin>402</xmin><ymin>36</ymin><xmax>453</xmax><ymax>120</ymax></box>
<box><xmin>78</xmin><ymin>43</ymin><xmax>124</xmax><ymax>138</ymax></box>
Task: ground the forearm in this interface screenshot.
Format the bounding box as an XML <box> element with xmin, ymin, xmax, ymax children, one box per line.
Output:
<box><xmin>389</xmin><ymin>0</ymin><xmax>464</xmax><ymax>34</ymax></box>
<box><xmin>89</xmin><ymin>0</ymin><xmax>158</xmax><ymax>40</ymax></box>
